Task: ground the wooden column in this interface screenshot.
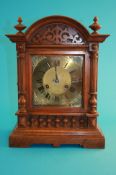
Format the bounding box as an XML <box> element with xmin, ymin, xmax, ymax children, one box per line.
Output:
<box><xmin>87</xmin><ymin>17</ymin><xmax>101</xmax><ymax>127</ymax></box>
<box><xmin>16</xmin><ymin>42</ymin><xmax>27</xmax><ymax>128</ymax></box>
<box><xmin>86</xmin><ymin>43</ymin><xmax>98</xmax><ymax>128</ymax></box>
<box><xmin>6</xmin><ymin>17</ymin><xmax>27</xmax><ymax>128</ymax></box>
<box><xmin>14</xmin><ymin>18</ymin><xmax>27</xmax><ymax>127</ymax></box>
<box><xmin>89</xmin><ymin>43</ymin><xmax>98</xmax><ymax>114</ymax></box>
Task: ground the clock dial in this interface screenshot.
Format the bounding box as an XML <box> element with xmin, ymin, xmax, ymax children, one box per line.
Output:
<box><xmin>32</xmin><ymin>55</ymin><xmax>83</xmax><ymax>106</ymax></box>
<box><xmin>43</xmin><ymin>66</ymin><xmax>71</xmax><ymax>95</ymax></box>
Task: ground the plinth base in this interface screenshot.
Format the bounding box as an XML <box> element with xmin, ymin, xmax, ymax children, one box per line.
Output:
<box><xmin>9</xmin><ymin>126</ymin><xmax>105</xmax><ymax>148</ymax></box>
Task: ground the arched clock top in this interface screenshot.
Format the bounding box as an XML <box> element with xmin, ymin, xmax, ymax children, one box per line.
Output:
<box><xmin>26</xmin><ymin>22</ymin><xmax>86</xmax><ymax>45</ymax></box>
<box><xmin>25</xmin><ymin>16</ymin><xmax>90</xmax><ymax>45</ymax></box>
<box><xmin>6</xmin><ymin>16</ymin><xmax>109</xmax><ymax>44</ymax></box>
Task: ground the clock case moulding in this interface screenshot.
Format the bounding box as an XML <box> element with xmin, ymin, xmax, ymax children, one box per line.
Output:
<box><xmin>6</xmin><ymin>16</ymin><xmax>109</xmax><ymax>148</ymax></box>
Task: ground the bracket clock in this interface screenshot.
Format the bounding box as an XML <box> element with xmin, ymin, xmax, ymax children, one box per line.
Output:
<box><xmin>6</xmin><ymin>16</ymin><xmax>109</xmax><ymax>148</ymax></box>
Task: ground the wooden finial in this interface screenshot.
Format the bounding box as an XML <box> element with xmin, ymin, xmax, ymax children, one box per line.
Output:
<box><xmin>89</xmin><ymin>16</ymin><xmax>101</xmax><ymax>34</ymax></box>
<box><xmin>15</xmin><ymin>17</ymin><xmax>26</xmax><ymax>35</ymax></box>
<box><xmin>18</xmin><ymin>17</ymin><xmax>22</xmax><ymax>24</ymax></box>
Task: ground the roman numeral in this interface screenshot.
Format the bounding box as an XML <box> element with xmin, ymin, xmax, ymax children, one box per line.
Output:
<box><xmin>47</xmin><ymin>62</ymin><xmax>51</xmax><ymax>68</ymax></box>
<box><xmin>64</xmin><ymin>62</ymin><xmax>68</xmax><ymax>68</ymax></box>
<box><xmin>69</xmin><ymin>86</ymin><xmax>76</xmax><ymax>93</ymax></box>
<box><xmin>38</xmin><ymin>86</ymin><xmax>44</xmax><ymax>93</ymax></box>
<box><xmin>54</xmin><ymin>96</ymin><xmax>59</xmax><ymax>102</ymax></box>
<box><xmin>45</xmin><ymin>93</ymin><xmax>50</xmax><ymax>100</ymax></box>
<box><xmin>36</xmin><ymin>79</ymin><xmax>43</xmax><ymax>83</ymax></box>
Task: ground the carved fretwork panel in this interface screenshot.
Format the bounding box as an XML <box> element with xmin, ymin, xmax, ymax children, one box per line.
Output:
<box><xmin>18</xmin><ymin>115</ymin><xmax>88</xmax><ymax>129</ymax></box>
<box><xmin>28</xmin><ymin>23</ymin><xmax>85</xmax><ymax>45</ymax></box>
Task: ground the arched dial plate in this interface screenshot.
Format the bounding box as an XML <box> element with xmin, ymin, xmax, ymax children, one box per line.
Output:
<box><xmin>32</xmin><ymin>55</ymin><xmax>83</xmax><ymax>106</ymax></box>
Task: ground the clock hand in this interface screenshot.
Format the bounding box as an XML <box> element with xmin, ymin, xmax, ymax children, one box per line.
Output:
<box><xmin>54</xmin><ymin>62</ymin><xmax>59</xmax><ymax>83</ymax></box>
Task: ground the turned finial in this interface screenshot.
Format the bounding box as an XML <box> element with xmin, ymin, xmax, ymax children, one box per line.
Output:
<box><xmin>15</xmin><ymin>17</ymin><xmax>26</xmax><ymax>35</ymax></box>
<box><xmin>89</xmin><ymin>16</ymin><xmax>101</xmax><ymax>34</ymax></box>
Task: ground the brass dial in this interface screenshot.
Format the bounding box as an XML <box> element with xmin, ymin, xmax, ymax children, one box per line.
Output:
<box><xmin>43</xmin><ymin>66</ymin><xmax>71</xmax><ymax>95</ymax></box>
<box><xmin>32</xmin><ymin>55</ymin><xmax>83</xmax><ymax>106</ymax></box>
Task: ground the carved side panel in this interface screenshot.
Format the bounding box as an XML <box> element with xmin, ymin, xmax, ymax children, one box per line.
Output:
<box><xmin>28</xmin><ymin>23</ymin><xmax>85</xmax><ymax>45</ymax></box>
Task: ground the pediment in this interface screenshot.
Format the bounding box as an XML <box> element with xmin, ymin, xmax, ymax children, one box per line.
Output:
<box><xmin>27</xmin><ymin>23</ymin><xmax>85</xmax><ymax>45</ymax></box>
<box><xmin>25</xmin><ymin>16</ymin><xmax>90</xmax><ymax>45</ymax></box>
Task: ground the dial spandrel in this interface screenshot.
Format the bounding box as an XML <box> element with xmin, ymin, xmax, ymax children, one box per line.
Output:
<box><xmin>32</xmin><ymin>55</ymin><xmax>83</xmax><ymax>107</ymax></box>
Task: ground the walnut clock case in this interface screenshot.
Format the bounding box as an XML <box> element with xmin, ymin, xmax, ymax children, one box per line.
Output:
<box><xmin>6</xmin><ymin>16</ymin><xmax>109</xmax><ymax>148</ymax></box>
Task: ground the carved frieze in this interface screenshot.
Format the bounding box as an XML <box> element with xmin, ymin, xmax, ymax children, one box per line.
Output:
<box><xmin>29</xmin><ymin>23</ymin><xmax>85</xmax><ymax>45</ymax></box>
<box><xmin>18</xmin><ymin>115</ymin><xmax>88</xmax><ymax>129</ymax></box>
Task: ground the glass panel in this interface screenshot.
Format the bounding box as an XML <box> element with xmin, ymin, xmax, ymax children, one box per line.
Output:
<box><xmin>32</xmin><ymin>55</ymin><xmax>83</xmax><ymax>107</ymax></box>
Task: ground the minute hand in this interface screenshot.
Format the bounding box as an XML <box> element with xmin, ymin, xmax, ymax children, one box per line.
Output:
<box><xmin>54</xmin><ymin>65</ymin><xmax>59</xmax><ymax>83</ymax></box>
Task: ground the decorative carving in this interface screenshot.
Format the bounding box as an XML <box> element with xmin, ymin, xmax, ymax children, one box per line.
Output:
<box><xmin>56</xmin><ymin>116</ymin><xmax>61</xmax><ymax>128</ymax></box>
<box><xmin>88</xmin><ymin>117</ymin><xmax>97</xmax><ymax>128</ymax></box>
<box><xmin>89</xmin><ymin>93</ymin><xmax>97</xmax><ymax>113</ymax></box>
<box><xmin>16</xmin><ymin>43</ymin><xmax>26</xmax><ymax>53</ymax></box>
<box><xmin>79</xmin><ymin>116</ymin><xmax>88</xmax><ymax>128</ymax></box>
<box><xmin>31</xmin><ymin>117</ymin><xmax>38</xmax><ymax>128</ymax></box>
<box><xmin>89</xmin><ymin>17</ymin><xmax>101</xmax><ymax>34</ymax></box>
<box><xmin>18</xmin><ymin>95</ymin><xmax>26</xmax><ymax>113</ymax></box>
<box><xmin>29</xmin><ymin>23</ymin><xmax>85</xmax><ymax>45</ymax></box>
<box><xmin>15</xmin><ymin>17</ymin><xmax>26</xmax><ymax>35</ymax></box>
<box><xmin>72</xmin><ymin>117</ymin><xmax>77</xmax><ymax>128</ymax></box>
<box><xmin>23</xmin><ymin>115</ymin><xmax>89</xmax><ymax>129</ymax></box>
<box><xmin>91</xmin><ymin>43</ymin><xmax>99</xmax><ymax>51</ymax></box>
<box><xmin>89</xmin><ymin>42</ymin><xmax>99</xmax><ymax>52</ymax></box>
<box><xmin>18</xmin><ymin>116</ymin><xmax>27</xmax><ymax>128</ymax></box>
<box><xmin>47</xmin><ymin>117</ymin><xmax>52</xmax><ymax>127</ymax></box>
<box><xmin>63</xmin><ymin>117</ymin><xmax>69</xmax><ymax>128</ymax></box>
